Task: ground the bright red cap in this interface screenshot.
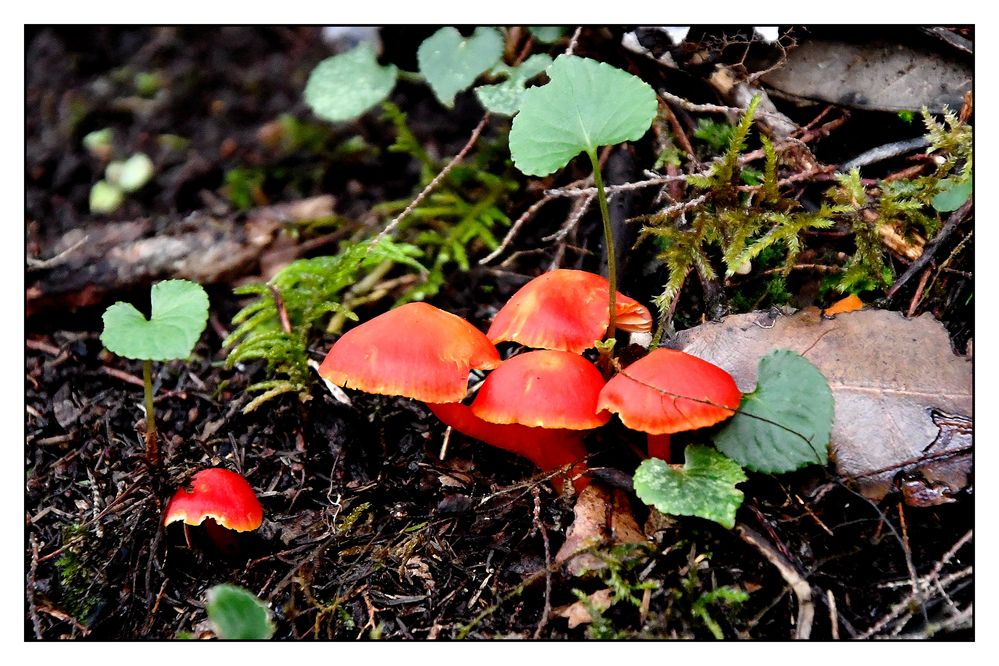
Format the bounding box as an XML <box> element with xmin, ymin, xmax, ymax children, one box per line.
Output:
<box><xmin>470</xmin><ymin>350</ymin><xmax>610</xmax><ymax>430</ymax></box>
<box><xmin>319</xmin><ymin>302</ymin><xmax>501</xmax><ymax>403</ymax></box>
<box><xmin>597</xmin><ymin>348</ymin><xmax>741</xmax><ymax>435</ymax></box>
<box><xmin>487</xmin><ymin>269</ymin><xmax>652</xmax><ymax>353</ymax></box>
<box><xmin>163</xmin><ymin>468</ymin><xmax>263</xmax><ymax>532</ymax></box>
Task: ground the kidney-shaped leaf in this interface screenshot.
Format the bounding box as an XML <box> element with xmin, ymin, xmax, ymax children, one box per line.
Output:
<box><xmin>475</xmin><ymin>54</ymin><xmax>552</xmax><ymax>116</ymax></box>
<box><xmin>304</xmin><ymin>44</ymin><xmax>398</xmax><ymax>123</ymax></box>
<box><xmin>101</xmin><ymin>279</ymin><xmax>209</xmax><ymax>361</ymax></box>
<box><xmin>633</xmin><ymin>445</ymin><xmax>747</xmax><ymax>529</ymax></box>
<box><xmin>713</xmin><ymin>349</ymin><xmax>834</xmax><ymax>474</ymax></box>
<box><xmin>508</xmin><ymin>55</ymin><xmax>658</xmax><ymax>176</ymax></box>
<box><xmin>418</xmin><ymin>27</ymin><xmax>504</xmax><ymax>108</ymax></box>
<box><xmin>206</xmin><ymin>584</ymin><xmax>274</xmax><ymax>640</ymax></box>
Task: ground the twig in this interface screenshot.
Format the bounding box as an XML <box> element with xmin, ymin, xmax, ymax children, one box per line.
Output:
<box><xmin>906</xmin><ymin>267</ymin><xmax>933</xmax><ymax>317</ymax></box>
<box><xmin>839</xmin><ymin>137</ymin><xmax>931</xmax><ymax>173</ymax></box>
<box><xmin>368</xmin><ymin>113</ymin><xmax>491</xmax><ymax>251</ymax></box>
<box><xmin>659</xmin><ymin>89</ymin><xmax>794</xmax><ymax>125</ymax></box>
<box><xmin>26</xmin><ymin>234</ymin><xmax>89</xmax><ymax>271</ymax></box>
<box><xmin>735</xmin><ymin>523</ymin><xmax>814</xmax><ymax>639</ymax></box>
<box><xmin>26</xmin><ymin>337</ymin><xmax>62</xmax><ymax>356</ymax></box>
<box><xmin>542</xmin><ymin>192</ymin><xmax>596</xmax><ymax>242</ymax></box>
<box><xmin>530</xmin><ymin>486</ymin><xmax>553</xmax><ymax>639</ymax></box>
<box><xmin>826</xmin><ymin>590</ymin><xmax>839</xmax><ymax>640</ymax></box>
<box><xmin>886</xmin><ymin>198</ymin><xmax>973</xmax><ymax>302</ymax></box>
<box><xmin>565</xmin><ymin>27</ymin><xmax>582</xmax><ymax>55</ymax></box>
<box><xmin>28</xmin><ymin>535</ymin><xmax>44</xmax><ymax>638</ymax></box>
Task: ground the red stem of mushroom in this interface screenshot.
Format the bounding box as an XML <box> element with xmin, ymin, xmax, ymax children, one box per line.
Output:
<box><xmin>426</xmin><ymin>403</ymin><xmax>590</xmax><ymax>493</ymax></box>
<box><xmin>647</xmin><ymin>433</ymin><xmax>671</xmax><ymax>463</ymax></box>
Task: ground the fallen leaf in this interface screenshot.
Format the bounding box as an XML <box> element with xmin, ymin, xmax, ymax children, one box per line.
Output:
<box><xmin>823</xmin><ymin>294</ymin><xmax>864</xmax><ymax>317</ymax></box>
<box><xmin>672</xmin><ymin>308</ymin><xmax>972</xmax><ymax>504</ymax></box>
<box><xmin>761</xmin><ymin>38</ymin><xmax>971</xmax><ymax>113</ymax></box>
<box><xmin>555</xmin><ymin>588</ymin><xmax>614</xmax><ymax>628</ymax></box>
<box><xmin>555</xmin><ymin>483</ymin><xmax>651</xmax><ymax>576</ymax></box>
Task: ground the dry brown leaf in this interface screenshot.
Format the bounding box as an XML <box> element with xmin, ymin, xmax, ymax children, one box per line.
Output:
<box><xmin>672</xmin><ymin>308</ymin><xmax>972</xmax><ymax>504</ymax></box>
<box><xmin>555</xmin><ymin>588</ymin><xmax>614</xmax><ymax>629</ymax></box>
<box><xmin>555</xmin><ymin>483</ymin><xmax>651</xmax><ymax>576</ymax></box>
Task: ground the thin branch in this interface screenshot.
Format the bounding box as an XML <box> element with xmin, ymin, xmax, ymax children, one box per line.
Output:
<box><xmin>368</xmin><ymin>113</ymin><xmax>491</xmax><ymax>252</ymax></box>
<box><xmin>736</xmin><ymin>523</ymin><xmax>814</xmax><ymax>639</ymax></box>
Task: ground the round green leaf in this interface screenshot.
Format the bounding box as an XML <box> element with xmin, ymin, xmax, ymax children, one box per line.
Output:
<box><xmin>89</xmin><ymin>180</ymin><xmax>124</xmax><ymax>214</ymax></box>
<box><xmin>417</xmin><ymin>27</ymin><xmax>503</xmax><ymax>108</ymax></box>
<box><xmin>713</xmin><ymin>349</ymin><xmax>834</xmax><ymax>473</ymax></box>
<box><xmin>508</xmin><ymin>55</ymin><xmax>658</xmax><ymax>176</ymax></box>
<box><xmin>474</xmin><ymin>54</ymin><xmax>552</xmax><ymax>116</ymax></box>
<box><xmin>633</xmin><ymin>445</ymin><xmax>747</xmax><ymax>529</ymax></box>
<box><xmin>206</xmin><ymin>584</ymin><xmax>274</xmax><ymax>640</ymax></box>
<box><xmin>931</xmin><ymin>178</ymin><xmax>972</xmax><ymax>212</ymax></box>
<box><xmin>305</xmin><ymin>44</ymin><xmax>398</xmax><ymax>123</ymax></box>
<box><xmin>107</xmin><ymin>153</ymin><xmax>154</xmax><ymax>193</ymax></box>
<box><xmin>101</xmin><ymin>279</ymin><xmax>210</xmax><ymax>361</ymax></box>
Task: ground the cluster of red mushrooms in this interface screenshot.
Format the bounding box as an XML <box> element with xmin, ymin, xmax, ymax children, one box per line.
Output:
<box><xmin>162</xmin><ymin>269</ymin><xmax>742</xmax><ymax>541</ymax></box>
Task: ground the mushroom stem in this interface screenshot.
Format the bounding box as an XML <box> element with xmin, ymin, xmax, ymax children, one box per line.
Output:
<box><xmin>427</xmin><ymin>403</ymin><xmax>590</xmax><ymax>493</ymax></box>
<box><xmin>646</xmin><ymin>433</ymin><xmax>671</xmax><ymax>463</ymax></box>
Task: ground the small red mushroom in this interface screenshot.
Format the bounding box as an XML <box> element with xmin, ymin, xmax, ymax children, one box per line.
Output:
<box><xmin>164</xmin><ymin>468</ymin><xmax>263</xmax><ymax>554</ymax></box>
<box><xmin>487</xmin><ymin>269</ymin><xmax>652</xmax><ymax>354</ymax></box>
<box><xmin>597</xmin><ymin>348</ymin><xmax>741</xmax><ymax>462</ymax></box>
<box><xmin>164</xmin><ymin>468</ymin><xmax>263</xmax><ymax>532</ymax></box>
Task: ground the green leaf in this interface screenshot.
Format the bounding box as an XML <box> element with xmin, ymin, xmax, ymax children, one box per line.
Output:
<box><xmin>508</xmin><ymin>55</ymin><xmax>658</xmax><ymax>176</ymax></box>
<box><xmin>101</xmin><ymin>279</ymin><xmax>210</xmax><ymax>361</ymax></box>
<box><xmin>106</xmin><ymin>153</ymin><xmax>154</xmax><ymax>193</ymax></box>
<box><xmin>528</xmin><ymin>27</ymin><xmax>566</xmax><ymax>44</ymax></box>
<box><xmin>89</xmin><ymin>180</ymin><xmax>124</xmax><ymax>214</ymax></box>
<box><xmin>304</xmin><ymin>44</ymin><xmax>398</xmax><ymax>123</ymax></box>
<box><xmin>474</xmin><ymin>54</ymin><xmax>552</xmax><ymax>116</ymax></box>
<box><xmin>205</xmin><ymin>584</ymin><xmax>275</xmax><ymax>640</ymax></box>
<box><xmin>633</xmin><ymin>446</ymin><xmax>747</xmax><ymax>529</ymax></box>
<box><xmin>713</xmin><ymin>349</ymin><xmax>833</xmax><ymax>473</ymax></box>
<box><xmin>417</xmin><ymin>27</ymin><xmax>504</xmax><ymax>108</ymax></box>
<box><xmin>932</xmin><ymin>178</ymin><xmax>972</xmax><ymax>212</ymax></box>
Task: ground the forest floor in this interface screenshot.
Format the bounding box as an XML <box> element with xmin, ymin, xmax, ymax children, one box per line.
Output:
<box><xmin>25</xmin><ymin>26</ymin><xmax>973</xmax><ymax>641</ymax></box>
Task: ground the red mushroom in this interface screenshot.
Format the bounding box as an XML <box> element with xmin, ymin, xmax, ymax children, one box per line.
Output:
<box><xmin>470</xmin><ymin>349</ymin><xmax>610</xmax><ymax>430</ymax></box>
<box><xmin>487</xmin><ymin>269</ymin><xmax>652</xmax><ymax>354</ymax></box>
<box><xmin>427</xmin><ymin>403</ymin><xmax>589</xmax><ymax>493</ymax></box>
<box><xmin>164</xmin><ymin>468</ymin><xmax>263</xmax><ymax>554</ymax></box>
<box><xmin>319</xmin><ymin>302</ymin><xmax>501</xmax><ymax>403</ymax></box>
<box><xmin>597</xmin><ymin>348</ymin><xmax>741</xmax><ymax>462</ymax></box>
<box><xmin>319</xmin><ymin>303</ymin><xmax>588</xmax><ymax>490</ymax></box>
<box><xmin>164</xmin><ymin>468</ymin><xmax>263</xmax><ymax>532</ymax></box>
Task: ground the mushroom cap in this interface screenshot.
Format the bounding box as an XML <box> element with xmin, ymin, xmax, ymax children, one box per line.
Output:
<box><xmin>471</xmin><ymin>350</ymin><xmax>610</xmax><ymax>430</ymax></box>
<box><xmin>163</xmin><ymin>468</ymin><xmax>263</xmax><ymax>532</ymax></box>
<box><xmin>486</xmin><ymin>269</ymin><xmax>652</xmax><ymax>353</ymax></box>
<box><xmin>318</xmin><ymin>302</ymin><xmax>501</xmax><ymax>403</ymax></box>
<box><xmin>597</xmin><ymin>348</ymin><xmax>742</xmax><ymax>435</ymax></box>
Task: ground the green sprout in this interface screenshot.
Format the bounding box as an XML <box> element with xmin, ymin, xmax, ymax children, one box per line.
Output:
<box><xmin>89</xmin><ymin>152</ymin><xmax>154</xmax><ymax>214</ymax></box>
<box><xmin>508</xmin><ymin>54</ymin><xmax>658</xmax><ymax>343</ymax></box>
<box><xmin>100</xmin><ymin>279</ymin><xmax>209</xmax><ymax>466</ymax></box>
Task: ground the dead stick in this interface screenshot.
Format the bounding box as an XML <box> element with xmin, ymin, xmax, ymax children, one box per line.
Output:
<box><xmin>369</xmin><ymin>113</ymin><xmax>490</xmax><ymax>251</ymax></box>
<box><xmin>736</xmin><ymin>523</ymin><xmax>814</xmax><ymax>639</ymax></box>
<box><xmin>886</xmin><ymin>198</ymin><xmax>972</xmax><ymax>302</ymax></box>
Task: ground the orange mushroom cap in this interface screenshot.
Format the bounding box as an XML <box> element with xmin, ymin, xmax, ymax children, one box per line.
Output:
<box><xmin>487</xmin><ymin>269</ymin><xmax>652</xmax><ymax>353</ymax></box>
<box><xmin>597</xmin><ymin>348</ymin><xmax>741</xmax><ymax>435</ymax></box>
<box><xmin>471</xmin><ymin>350</ymin><xmax>610</xmax><ymax>430</ymax></box>
<box><xmin>318</xmin><ymin>302</ymin><xmax>501</xmax><ymax>403</ymax></box>
<box><xmin>163</xmin><ymin>468</ymin><xmax>263</xmax><ymax>532</ymax></box>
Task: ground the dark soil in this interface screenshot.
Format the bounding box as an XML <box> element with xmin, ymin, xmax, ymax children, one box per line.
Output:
<box><xmin>25</xmin><ymin>26</ymin><xmax>973</xmax><ymax>640</ymax></box>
